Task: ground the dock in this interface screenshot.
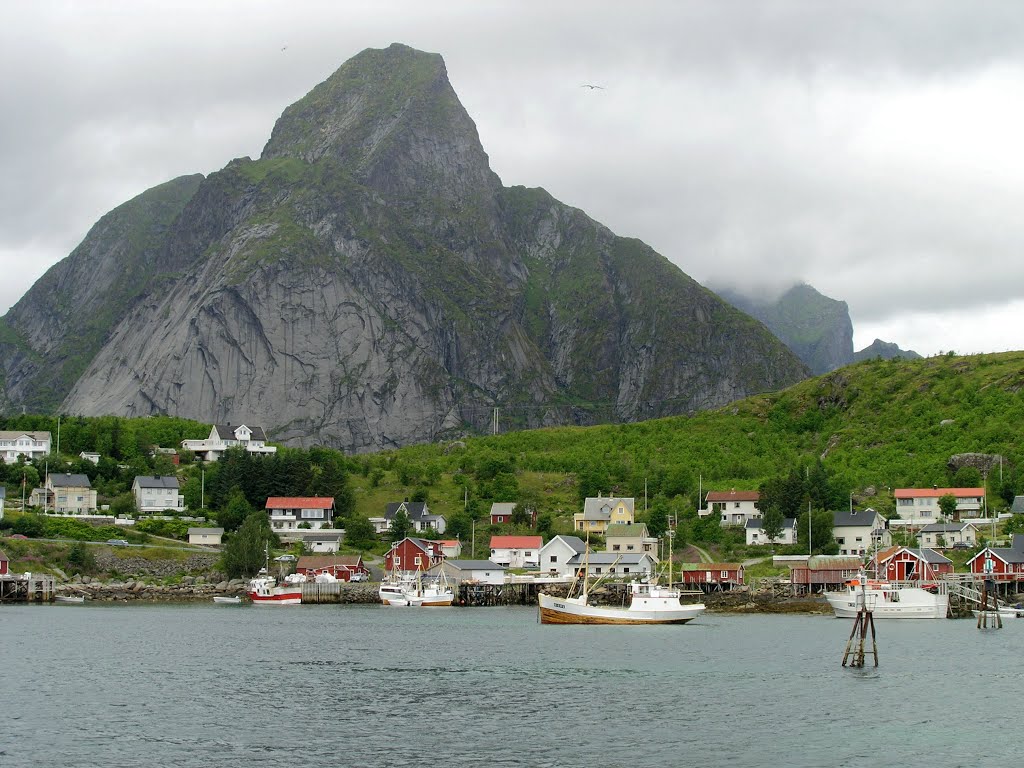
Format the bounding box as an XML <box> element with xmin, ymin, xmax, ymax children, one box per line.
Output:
<box><xmin>0</xmin><ymin>574</ymin><xmax>57</xmax><ymax>603</ymax></box>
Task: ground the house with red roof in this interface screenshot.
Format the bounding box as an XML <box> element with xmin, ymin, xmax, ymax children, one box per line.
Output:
<box><xmin>266</xmin><ymin>496</ymin><xmax>335</xmax><ymax>532</ymax></box>
<box><xmin>438</xmin><ymin>539</ymin><xmax>463</xmax><ymax>558</ymax></box>
<box><xmin>893</xmin><ymin>487</ymin><xmax>985</xmax><ymax>526</ymax></box>
<box><xmin>700</xmin><ymin>489</ymin><xmax>761</xmax><ymax>526</ymax></box>
<box><xmin>489</xmin><ymin>535</ymin><xmax>543</xmax><ymax>569</ymax></box>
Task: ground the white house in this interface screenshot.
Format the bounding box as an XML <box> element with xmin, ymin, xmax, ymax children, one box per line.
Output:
<box><xmin>893</xmin><ymin>487</ymin><xmax>985</xmax><ymax>525</ymax></box>
<box><xmin>604</xmin><ymin>523</ymin><xmax>658</xmax><ymax>560</ymax></box>
<box><xmin>373</xmin><ymin>501</ymin><xmax>447</xmax><ymax>535</ymax></box>
<box><xmin>701</xmin><ymin>490</ymin><xmax>761</xmax><ymax>525</ymax></box>
<box><xmin>745</xmin><ymin>517</ymin><xmax>798</xmax><ymax>546</ymax></box>
<box><xmin>489</xmin><ymin>535</ymin><xmax>543</xmax><ymax>569</ymax></box>
<box><xmin>181</xmin><ymin>424</ymin><xmax>277</xmax><ymax>462</ymax></box>
<box><xmin>538</xmin><ymin>535</ymin><xmax>588</xmax><ymax>577</ymax></box>
<box><xmin>833</xmin><ymin>509</ymin><xmax>890</xmax><ymax>556</ymax></box>
<box><xmin>565</xmin><ymin>552</ymin><xmax>656</xmax><ymax>580</ymax></box>
<box><xmin>0</xmin><ymin>431</ymin><xmax>51</xmax><ymax>464</ymax></box>
<box><xmin>266</xmin><ymin>496</ymin><xmax>335</xmax><ymax>531</ymax></box>
<box><xmin>132</xmin><ymin>475</ymin><xmax>184</xmax><ymax>514</ymax></box>
<box><xmin>187</xmin><ymin>527</ymin><xmax>224</xmax><ymax>546</ymax></box>
<box><xmin>79</xmin><ymin>451</ymin><xmax>100</xmax><ymax>465</ymax></box>
<box><xmin>438</xmin><ymin>539</ymin><xmax>463</xmax><ymax>558</ymax></box>
<box><xmin>429</xmin><ymin>559</ymin><xmax>507</xmax><ymax>585</ymax></box>
<box><xmin>281</xmin><ymin>529</ymin><xmax>344</xmax><ymax>553</ymax></box>
<box><xmin>917</xmin><ymin>522</ymin><xmax>977</xmax><ymax>549</ymax></box>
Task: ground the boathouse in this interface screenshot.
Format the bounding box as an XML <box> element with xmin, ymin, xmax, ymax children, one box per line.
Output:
<box><xmin>873</xmin><ymin>546</ymin><xmax>952</xmax><ymax>580</ymax></box>
<box><xmin>966</xmin><ymin>535</ymin><xmax>1024</xmax><ymax>581</ymax></box>
<box><xmin>428</xmin><ymin>559</ymin><xmax>507</xmax><ymax>585</ymax></box>
<box><xmin>788</xmin><ymin>556</ymin><xmax>862</xmax><ymax>594</ymax></box>
<box><xmin>679</xmin><ymin>562</ymin><xmax>745</xmax><ymax>591</ymax></box>
<box><xmin>384</xmin><ymin>537</ymin><xmax>444</xmax><ymax>573</ymax></box>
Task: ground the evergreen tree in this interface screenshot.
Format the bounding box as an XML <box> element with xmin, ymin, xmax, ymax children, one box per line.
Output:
<box><xmin>222</xmin><ymin>511</ymin><xmax>273</xmax><ymax>578</ymax></box>
<box><xmin>390</xmin><ymin>509</ymin><xmax>411</xmax><ymax>542</ymax></box>
<box><xmin>760</xmin><ymin>503</ymin><xmax>785</xmax><ymax>547</ymax></box>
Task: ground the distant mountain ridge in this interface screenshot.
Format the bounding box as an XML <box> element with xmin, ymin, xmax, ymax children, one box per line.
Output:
<box><xmin>0</xmin><ymin>43</ymin><xmax>808</xmax><ymax>451</ymax></box>
<box><xmin>718</xmin><ymin>283</ymin><xmax>919</xmax><ymax>374</ymax></box>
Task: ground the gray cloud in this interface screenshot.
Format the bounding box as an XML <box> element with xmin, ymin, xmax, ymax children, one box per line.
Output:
<box><xmin>3</xmin><ymin>1</ymin><xmax>1024</xmax><ymax>357</ymax></box>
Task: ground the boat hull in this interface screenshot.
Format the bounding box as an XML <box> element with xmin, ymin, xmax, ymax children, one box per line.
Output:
<box><xmin>825</xmin><ymin>587</ymin><xmax>947</xmax><ymax>619</ymax></box>
<box><xmin>248</xmin><ymin>590</ymin><xmax>301</xmax><ymax>605</ymax></box>
<box><xmin>213</xmin><ymin>596</ymin><xmax>243</xmax><ymax>604</ymax></box>
<box><xmin>538</xmin><ymin>592</ymin><xmax>705</xmax><ymax>625</ymax></box>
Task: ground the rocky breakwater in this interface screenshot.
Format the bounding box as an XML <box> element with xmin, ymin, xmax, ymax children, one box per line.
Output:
<box><xmin>59</xmin><ymin>574</ymin><xmax>249</xmax><ymax>602</ymax></box>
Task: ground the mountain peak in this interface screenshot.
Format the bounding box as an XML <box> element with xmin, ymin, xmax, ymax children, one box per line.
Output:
<box><xmin>261</xmin><ymin>43</ymin><xmax>498</xmax><ymax>201</ymax></box>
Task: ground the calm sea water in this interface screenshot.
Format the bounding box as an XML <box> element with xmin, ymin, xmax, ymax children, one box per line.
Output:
<box><xmin>1</xmin><ymin>604</ymin><xmax>1019</xmax><ymax>768</ymax></box>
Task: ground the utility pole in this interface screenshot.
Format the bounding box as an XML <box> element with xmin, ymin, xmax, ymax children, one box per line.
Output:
<box><xmin>808</xmin><ymin>500</ymin><xmax>812</xmax><ymax>556</ymax></box>
<box><xmin>201</xmin><ymin>468</ymin><xmax>205</xmax><ymax>509</ymax></box>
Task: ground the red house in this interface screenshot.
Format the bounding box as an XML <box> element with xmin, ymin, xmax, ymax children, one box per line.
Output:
<box><xmin>384</xmin><ymin>537</ymin><xmax>445</xmax><ymax>573</ymax></box>
<box><xmin>873</xmin><ymin>546</ymin><xmax>952</xmax><ymax>580</ymax></box>
<box><xmin>679</xmin><ymin>563</ymin><xmax>745</xmax><ymax>590</ymax></box>
<box><xmin>967</xmin><ymin>535</ymin><xmax>1024</xmax><ymax>581</ymax></box>
<box><xmin>295</xmin><ymin>555</ymin><xmax>368</xmax><ymax>581</ymax></box>
<box><xmin>0</xmin><ymin>548</ymin><xmax>8</xmax><ymax>576</ymax></box>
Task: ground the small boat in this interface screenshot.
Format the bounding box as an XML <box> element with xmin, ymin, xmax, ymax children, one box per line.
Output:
<box><xmin>379</xmin><ymin>571</ymin><xmax>453</xmax><ymax>606</ymax></box>
<box><xmin>972</xmin><ymin>604</ymin><xmax>1024</xmax><ymax>619</ymax></box>
<box><xmin>824</xmin><ymin>574</ymin><xmax>948</xmax><ymax>619</ymax></box>
<box><xmin>212</xmin><ymin>596</ymin><xmax>243</xmax><ymax>604</ymax></box>
<box><xmin>538</xmin><ymin>532</ymin><xmax>705</xmax><ymax>625</ymax></box>
<box><xmin>55</xmin><ymin>595</ymin><xmax>86</xmax><ymax>604</ymax></box>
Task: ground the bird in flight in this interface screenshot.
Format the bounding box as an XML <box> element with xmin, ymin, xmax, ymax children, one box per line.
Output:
<box><xmin>281</xmin><ymin>45</ymin><xmax>288</xmax><ymax>51</ymax></box>
<box><xmin>581</xmin><ymin>84</ymin><xmax>604</xmax><ymax>90</ymax></box>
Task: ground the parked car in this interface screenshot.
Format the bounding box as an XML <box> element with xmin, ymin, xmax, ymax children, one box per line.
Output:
<box><xmin>350</xmin><ymin>572</ymin><xmax>368</xmax><ymax>582</ymax></box>
<box><xmin>9</xmin><ymin>533</ymin><xmax>28</xmax><ymax>540</ymax></box>
<box><xmin>952</xmin><ymin>542</ymin><xmax>971</xmax><ymax>550</ymax></box>
<box><xmin>106</xmin><ymin>539</ymin><xmax>129</xmax><ymax>547</ymax></box>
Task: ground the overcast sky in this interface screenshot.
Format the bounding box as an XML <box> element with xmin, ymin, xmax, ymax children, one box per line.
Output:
<box><xmin>3</xmin><ymin>1</ymin><xmax>1024</xmax><ymax>357</ymax></box>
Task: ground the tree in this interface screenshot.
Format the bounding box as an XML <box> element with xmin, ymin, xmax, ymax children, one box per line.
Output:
<box><xmin>760</xmin><ymin>503</ymin><xmax>785</xmax><ymax>547</ymax></box>
<box><xmin>510</xmin><ymin>504</ymin><xmax>530</xmax><ymax>527</ymax></box>
<box><xmin>345</xmin><ymin>515</ymin><xmax>379</xmax><ymax>550</ymax></box>
<box><xmin>390</xmin><ymin>509</ymin><xmax>411</xmax><ymax>542</ymax></box>
<box><xmin>217</xmin><ymin>488</ymin><xmax>252</xmax><ymax>532</ymax></box>
<box><xmin>221</xmin><ymin>511</ymin><xmax>273</xmax><ymax>578</ymax></box>
<box><xmin>938</xmin><ymin>494</ymin><xmax>958</xmax><ymax>522</ymax></box>
<box><xmin>109</xmin><ymin>492</ymin><xmax>137</xmax><ymax>518</ymax></box>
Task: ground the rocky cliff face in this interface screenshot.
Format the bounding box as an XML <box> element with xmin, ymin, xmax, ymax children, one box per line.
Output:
<box><xmin>853</xmin><ymin>338</ymin><xmax>921</xmax><ymax>362</ymax></box>
<box><xmin>5</xmin><ymin>44</ymin><xmax>809</xmax><ymax>451</ymax></box>
<box><xmin>718</xmin><ymin>283</ymin><xmax>854</xmax><ymax>375</ymax></box>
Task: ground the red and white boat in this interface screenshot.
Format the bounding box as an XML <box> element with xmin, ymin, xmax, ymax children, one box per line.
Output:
<box><xmin>247</xmin><ymin>570</ymin><xmax>302</xmax><ymax>605</ymax></box>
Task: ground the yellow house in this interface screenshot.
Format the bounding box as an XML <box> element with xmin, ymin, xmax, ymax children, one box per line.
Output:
<box><xmin>573</xmin><ymin>496</ymin><xmax>635</xmax><ymax>534</ymax></box>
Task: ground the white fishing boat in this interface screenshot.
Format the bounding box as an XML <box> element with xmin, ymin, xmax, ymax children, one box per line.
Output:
<box><xmin>824</xmin><ymin>575</ymin><xmax>948</xmax><ymax>619</ymax></box>
<box><xmin>212</xmin><ymin>595</ymin><xmax>243</xmax><ymax>604</ymax></box>
<box><xmin>246</xmin><ymin>544</ymin><xmax>302</xmax><ymax>605</ymax></box>
<box><xmin>379</xmin><ymin>571</ymin><xmax>453</xmax><ymax>606</ymax></box>
<box><xmin>55</xmin><ymin>595</ymin><xmax>86</xmax><ymax>604</ymax></box>
<box><xmin>972</xmin><ymin>604</ymin><xmax>1024</xmax><ymax>619</ymax></box>
<box><xmin>538</xmin><ymin>529</ymin><xmax>705</xmax><ymax>625</ymax></box>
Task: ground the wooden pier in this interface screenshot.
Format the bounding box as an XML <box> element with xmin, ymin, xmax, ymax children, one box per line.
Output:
<box><xmin>0</xmin><ymin>574</ymin><xmax>56</xmax><ymax>603</ymax></box>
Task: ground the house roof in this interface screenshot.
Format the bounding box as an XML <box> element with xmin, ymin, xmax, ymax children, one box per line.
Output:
<box><xmin>0</xmin><ymin>430</ymin><xmax>51</xmax><ymax>441</ymax></box>
<box><xmin>0</xmin><ymin>549</ymin><xmax>8</xmax><ymax>562</ymax></box>
<box><xmin>919</xmin><ymin>523</ymin><xmax>974</xmax><ymax>533</ymax></box>
<box><xmin>437</xmin><ymin>540</ymin><xmax>460</xmax><ymax>547</ymax></box>
<box><xmin>134</xmin><ymin>475</ymin><xmax>180</xmax><ymax>489</ymax></box>
<box><xmin>745</xmin><ymin>518</ymin><xmax>795</xmax><ymax>529</ymax></box>
<box><xmin>566</xmin><ymin>552</ymin><xmax>652</xmax><ymax>565</ymax></box>
<box><xmin>266</xmin><ymin>497</ymin><xmax>334</xmax><ymax>509</ymax></box>
<box><xmin>489</xmin><ymin>502</ymin><xmax>516</xmax><ymax>515</ymax></box>
<box><xmin>706</xmin><ymin>490</ymin><xmax>760</xmax><ymax>502</ymax></box>
<box><xmin>581</xmin><ymin>496</ymin><xmax>634</xmax><ymax>520</ymax></box>
<box><xmin>387</xmin><ymin>537</ymin><xmax>440</xmax><ymax>556</ymax></box>
<box><xmin>214</xmin><ymin>424</ymin><xmax>269</xmax><ymax>441</ymax></box>
<box><xmin>832</xmin><ymin>509</ymin><xmax>882</xmax><ymax>527</ymax></box>
<box><xmin>894</xmin><ymin>487</ymin><xmax>985</xmax><ymax>499</ymax></box>
<box><xmin>1011</xmin><ymin>496</ymin><xmax>1024</xmax><ymax>514</ymax></box>
<box><xmin>605</xmin><ymin>523</ymin><xmax>650</xmax><ymax>538</ymax></box>
<box><xmin>679</xmin><ymin>562</ymin><xmax>742</xmax><ymax>571</ymax></box>
<box><xmin>384</xmin><ymin>501</ymin><xmax>429</xmax><ymax>520</ymax></box>
<box><xmin>803</xmin><ymin>556</ymin><xmax>863</xmax><ymax>570</ymax></box>
<box><xmin>543</xmin><ymin>535</ymin><xmax>587</xmax><ymax>554</ymax></box>
<box><xmin>286</xmin><ymin>531</ymin><xmax>343</xmax><ymax>542</ymax></box>
<box><xmin>297</xmin><ymin>555</ymin><xmax>363</xmax><ymax>570</ymax></box>
<box><xmin>48</xmin><ymin>473</ymin><xmax>91</xmax><ymax>488</ymax></box>
<box><xmin>187</xmin><ymin>527</ymin><xmax>224</xmax><ymax>535</ymax></box>
<box><xmin>490</xmin><ymin>535</ymin><xmax>543</xmax><ymax>549</ymax></box>
<box><xmin>435</xmin><ymin>559</ymin><xmax>506</xmax><ymax>571</ymax></box>
<box><xmin>967</xmin><ymin>534</ymin><xmax>1024</xmax><ymax>566</ymax></box>
<box><xmin>878</xmin><ymin>547</ymin><xmax>951</xmax><ymax>565</ymax></box>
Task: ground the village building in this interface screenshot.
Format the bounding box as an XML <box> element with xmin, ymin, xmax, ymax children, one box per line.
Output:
<box><xmin>788</xmin><ymin>556</ymin><xmax>863</xmax><ymax>594</ymax></box>
<box><xmin>438</xmin><ymin>539</ymin><xmax>462</xmax><ymax>558</ymax></box>
<box><xmin>872</xmin><ymin>546</ymin><xmax>952</xmax><ymax>580</ymax></box>
<box><xmin>604</xmin><ymin>522</ymin><xmax>658</xmax><ymax>560</ymax></box>
<box><xmin>966</xmin><ymin>535</ymin><xmax>1024</xmax><ymax>582</ymax></box>
<box><xmin>489</xmin><ymin>535</ymin><xmax>543</xmax><ymax>569</ymax></box>
<box><xmin>0</xmin><ymin>431</ymin><xmax>51</xmax><ymax>464</ymax></box>
<box><xmin>564</xmin><ymin>551</ymin><xmax>656</xmax><ymax>580</ymax></box>
<box><xmin>699</xmin><ymin>489</ymin><xmax>760</xmax><ymax>525</ymax></box>
<box><xmin>31</xmin><ymin>473</ymin><xmax>97</xmax><ymax>514</ymax></box>
<box><xmin>0</xmin><ymin>548</ymin><xmax>8</xmax><ymax>576</ymax></box>
<box><xmin>132</xmin><ymin>475</ymin><xmax>185</xmax><ymax>514</ymax></box>
<box><xmin>372</xmin><ymin>501</ymin><xmax>447</xmax><ymax>535</ymax></box>
<box><xmin>296</xmin><ymin>554</ymin><xmax>368</xmax><ymax>581</ymax></box>
<box><xmin>429</xmin><ymin>559</ymin><xmax>507</xmax><ymax>585</ymax></box>
<box><xmin>573</xmin><ymin>496</ymin><xmax>634</xmax><ymax>533</ymax></box>
<box><xmin>384</xmin><ymin>537</ymin><xmax>445</xmax><ymax>573</ymax></box>
<box><xmin>281</xmin><ymin>529</ymin><xmax>344</xmax><ymax>553</ymax></box>
<box><xmin>79</xmin><ymin>451</ymin><xmax>100</xmax><ymax>465</ymax></box>
<box><xmin>266</xmin><ymin>496</ymin><xmax>335</xmax><ymax>531</ymax></box>
<box><xmin>832</xmin><ymin>509</ymin><xmax>890</xmax><ymax>556</ymax></box>
<box><xmin>489</xmin><ymin>502</ymin><xmax>516</xmax><ymax>524</ymax></box>
<box><xmin>916</xmin><ymin>522</ymin><xmax>977</xmax><ymax>549</ymax></box>
<box><xmin>538</xmin><ymin>535</ymin><xmax>587</xmax><ymax>577</ymax></box>
<box><xmin>892</xmin><ymin>487</ymin><xmax>986</xmax><ymax>525</ymax></box>
<box><xmin>679</xmin><ymin>562</ymin><xmax>745</xmax><ymax>591</ymax></box>
<box><xmin>1010</xmin><ymin>496</ymin><xmax>1024</xmax><ymax>515</ymax></box>
<box><xmin>181</xmin><ymin>424</ymin><xmax>276</xmax><ymax>462</ymax></box>
<box><xmin>745</xmin><ymin>517</ymin><xmax>797</xmax><ymax>546</ymax></box>
<box><xmin>187</xmin><ymin>527</ymin><xmax>224</xmax><ymax>546</ymax></box>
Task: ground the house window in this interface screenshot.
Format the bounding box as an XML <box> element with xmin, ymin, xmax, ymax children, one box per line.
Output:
<box><xmin>497</xmin><ymin>516</ymin><xmax>504</xmax><ymax>522</ymax></box>
<box><xmin>301</xmin><ymin>509</ymin><xmax>321</xmax><ymax>519</ymax></box>
<box><xmin>734</xmin><ymin>502</ymin><xmax>740</xmax><ymax>508</ymax></box>
<box><xmin>623</xmin><ymin>567</ymin><xmax>631</xmax><ymax>573</ymax></box>
<box><xmin>721</xmin><ymin>570</ymin><xmax>728</xmax><ymax>578</ymax></box>
<box><xmin>627</xmin><ymin>545</ymin><xmax>634</xmax><ymax>551</ymax></box>
<box><xmin>595</xmin><ymin>567</ymin><xmax>602</xmax><ymax>574</ymax></box>
<box><xmin>612</xmin><ymin>544</ymin><xmax>620</xmax><ymax>551</ymax></box>
<box><xmin>414</xmin><ymin>556</ymin><xmax>422</xmax><ymax>566</ymax></box>
<box><xmin>525</xmin><ymin>552</ymin><xmax>532</xmax><ymax>557</ymax></box>
<box><xmin>836</xmin><ymin>537</ymin><xmax>846</xmax><ymax>545</ymax></box>
<box><xmin>394</xmin><ymin>557</ymin><xmax>401</xmax><ymax>567</ymax></box>
<box><xmin>549</xmin><ymin>555</ymin><xmax>557</xmax><ymax>563</ymax></box>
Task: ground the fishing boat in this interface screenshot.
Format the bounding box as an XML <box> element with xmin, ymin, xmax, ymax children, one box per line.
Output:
<box><xmin>824</xmin><ymin>574</ymin><xmax>948</xmax><ymax>619</ymax></box>
<box><xmin>212</xmin><ymin>595</ymin><xmax>243</xmax><ymax>604</ymax></box>
<box><xmin>379</xmin><ymin>571</ymin><xmax>453</xmax><ymax>606</ymax></box>
<box><xmin>538</xmin><ymin>530</ymin><xmax>705</xmax><ymax>625</ymax></box>
<box><xmin>246</xmin><ymin>544</ymin><xmax>302</xmax><ymax>605</ymax></box>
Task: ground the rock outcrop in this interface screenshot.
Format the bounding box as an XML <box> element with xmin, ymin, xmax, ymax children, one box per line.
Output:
<box><xmin>4</xmin><ymin>44</ymin><xmax>809</xmax><ymax>451</ymax></box>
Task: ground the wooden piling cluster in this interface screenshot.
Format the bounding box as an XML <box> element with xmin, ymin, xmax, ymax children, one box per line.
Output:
<box><xmin>975</xmin><ymin>579</ymin><xmax>1002</xmax><ymax>629</ymax></box>
<box><xmin>457</xmin><ymin>582</ymin><xmax>549</xmax><ymax>606</ymax></box>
